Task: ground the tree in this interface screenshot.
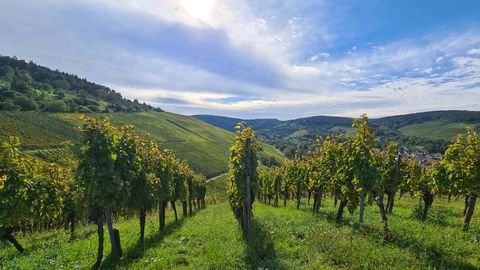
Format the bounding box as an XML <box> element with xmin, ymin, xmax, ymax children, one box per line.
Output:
<box><xmin>52</xmin><ymin>79</ymin><xmax>70</xmax><ymax>90</ymax></box>
<box><xmin>45</xmin><ymin>100</ymin><xmax>68</xmax><ymax>112</ymax></box>
<box><xmin>14</xmin><ymin>95</ymin><xmax>38</xmax><ymax>111</ymax></box>
<box><xmin>226</xmin><ymin>123</ymin><xmax>261</xmax><ymax>241</ymax></box>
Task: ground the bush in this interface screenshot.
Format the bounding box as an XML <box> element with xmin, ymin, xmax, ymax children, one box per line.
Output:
<box><xmin>14</xmin><ymin>95</ymin><xmax>38</xmax><ymax>111</ymax></box>
<box><xmin>78</xmin><ymin>106</ymin><xmax>92</xmax><ymax>113</ymax></box>
<box><xmin>86</xmin><ymin>105</ymin><xmax>100</xmax><ymax>112</ymax></box>
<box><xmin>11</xmin><ymin>79</ymin><xmax>30</xmax><ymax>93</ymax></box>
<box><xmin>2</xmin><ymin>90</ymin><xmax>16</xmax><ymax>99</ymax></box>
<box><xmin>44</xmin><ymin>100</ymin><xmax>68</xmax><ymax>113</ymax></box>
<box><xmin>51</xmin><ymin>79</ymin><xmax>70</xmax><ymax>90</ymax></box>
<box><xmin>0</xmin><ymin>101</ymin><xmax>19</xmax><ymax>111</ymax></box>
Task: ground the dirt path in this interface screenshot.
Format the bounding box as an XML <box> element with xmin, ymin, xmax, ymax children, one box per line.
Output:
<box><xmin>206</xmin><ymin>173</ymin><xmax>227</xmax><ymax>183</ymax></box>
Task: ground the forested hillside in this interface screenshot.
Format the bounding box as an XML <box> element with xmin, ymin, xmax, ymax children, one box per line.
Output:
<box><xmin>195</xmin><ymin>111</ymin><xmax>480</xmax><ymax>156</ymax></box>
<box><xmin>0</xmin><ymin>55</ymin><xmax>161</xmax><ymax>113</ymax></box>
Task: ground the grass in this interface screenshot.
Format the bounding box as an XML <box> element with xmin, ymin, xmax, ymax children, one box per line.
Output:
<box><xmin>399</xmin><ymin>120</ymin><xmax>477</xmax><ymax>141</ymax></box>
<box><xmin>0</xmin><ymin>112</ymin><xmax>283</xmax><ymax>178</ymax></box>
<box><xmin>0</xmin><ymin>176</ymin><xmax>247</xmax><ymax>270</ymax></box>
<box><xmin>2</xmin><ymin>175</ymin><xmax>479</xmax><ymax>269</ymax></box>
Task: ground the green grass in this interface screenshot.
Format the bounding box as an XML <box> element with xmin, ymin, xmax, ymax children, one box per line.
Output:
<box><xmin>2</xmin><ymin>175</ymin><xmax>479</xmax><ymax>269</ymax></box>
<box><xmin>0</xmin><ymin>112</ymin><xmax>283</xmax><ymax>177</ymax></box>
<box><xmin>399</xmin><ymin>120</ymin><xmax>476</xmax><ymax>141</ymax></box>
<box><xmin>0</xmin><ymin>204</ymin><xmax>248</xmax><ymax>270</ymax></box>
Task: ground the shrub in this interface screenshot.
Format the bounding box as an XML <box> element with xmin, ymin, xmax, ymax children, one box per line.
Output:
<box><xmin>14</xmin><ymin>95</ymin><xmax>38</xmax><ymax>111</ymax></box>
<box><xmin>44</xmin><ymin>100</ymin><xmax>68</xmax><ymax>113</ymax></box>
<box><xmin>0</xmin><ymin>101</ymin><xmax>18</xmax><ymax>111</ymax></box>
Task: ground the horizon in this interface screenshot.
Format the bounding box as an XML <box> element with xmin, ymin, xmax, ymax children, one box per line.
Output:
<box><xmin>192</xmin><ymin>109</ymin><xmax>480</xmax><ymax>121</ymax></box>
<box><xmin>1</xmin><ymin>0</ymin><xmax>479</xmax><ymax>119</ymax></box>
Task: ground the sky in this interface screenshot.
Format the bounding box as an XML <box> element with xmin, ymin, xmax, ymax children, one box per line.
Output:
<box><xmin>1</xmin><ymin>0</ymin><xmax>480</xmax><ymax>119</ymax></box>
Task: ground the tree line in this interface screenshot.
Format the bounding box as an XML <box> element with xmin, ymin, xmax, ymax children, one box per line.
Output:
<box><xmin>0</xmin><ymin>55</ymin><xmax>161</xmax><ymax>113</ymax></box>
<box><xmin>0</xmin><ymin>116</ymin><xmax>206</xmax><ymax>269</ymax></box>
<box><xmin>256</xmin><ymin>115</ymin><xmax>480</xmax><ymax>240</ymax></box>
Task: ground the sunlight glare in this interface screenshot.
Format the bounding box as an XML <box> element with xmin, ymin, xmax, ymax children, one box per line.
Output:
<box><xmin>180</xmin><ymin>0</ymin><xmax>216</xmax><ymax>21</ymax></box>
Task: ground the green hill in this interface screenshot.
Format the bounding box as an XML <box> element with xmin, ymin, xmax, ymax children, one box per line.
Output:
<box><xmin>0</xmin><ymin>56</ymin><xmax>282</xmax><ymax>177</ymax></box>
<box><xmin>193</xmin><ymin>115</ymin><xmax>282</xmax><ymax>132</ymax></box>
<box><xmin>195</xmin><ymin>111</ymin><xmax>480</xmax><ymax>155</ymax></box>
<box><xmin>0</xmin><ymin>55</ymin><xmax>160</xmax><ymax>113</ymax></box>
<box><xmin>398</xmin><ymin>120</ymin><xmax>478</xmax><ymax>141</ymax></box>
<box><xmin>0</xmin><ymin>111</ymin><xmax>283</xmax><ymax>178</ymax></box>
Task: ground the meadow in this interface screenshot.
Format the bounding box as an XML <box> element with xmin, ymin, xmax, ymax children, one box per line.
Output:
<box><xmin>1</xmin><ymin>175</ymin><xmax>478</xmax><ymax>270</ymax></box>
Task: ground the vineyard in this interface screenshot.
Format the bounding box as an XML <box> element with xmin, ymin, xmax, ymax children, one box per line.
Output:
<box><xmin>0</xmin><ymin>112</ymin><xmax>283</xmax><ymax>178</ymax></box>
<box><xmin>1</xmin><ymin>177</ymin><xmax>479</xmax><ymax>269</ymax></box>
<box><xmin>1</xmin><ymin>114</ymin><xmax>480</xmax><ymax>269</ymax></box>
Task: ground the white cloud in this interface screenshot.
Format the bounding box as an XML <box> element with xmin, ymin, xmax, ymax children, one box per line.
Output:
<box><xmin>309</xmin><ymin>52</ymin><xmax>330</xmax><ymax>62</ymax></box>
<box><xmin>468</xmin><ymin>48</ymin><xmax>480</xmax><ymax>55</ymax></box>
<box><xmin>0</xmin><ymin>0</ymin><xmax>479</xmax><ymax>119</ymax></box>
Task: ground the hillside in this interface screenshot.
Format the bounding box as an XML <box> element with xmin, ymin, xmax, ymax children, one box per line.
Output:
<box><xmin>398</xmin><ymin>120</ymin><xmax>478</xmax><ymax>141</ymax></box>
<box><xmin>0</xmin><ymin>55</ymin><xmax>161</xmax><ymax>113</ymax></box>
<box><xmin>194</xmin><ymin>115</ymin><xmax>282</xmax><ymax>132</ymax></box>
<box><xmin>0</xmin><ymin>112</ymin><xmax>283</xmax><ymax>178</ymax></box>
<box><xmin>194</xmin><ymin>110</ymin><xmax>480</xmax><ymax>155</ymax></box>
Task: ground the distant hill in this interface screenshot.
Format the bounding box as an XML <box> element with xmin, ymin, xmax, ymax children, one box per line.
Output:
<box><xmin>0</xmin><ymin>55</ymin><xmax>161</xmax><ymax>113</ymax></box>
<box><xmin>0</xmin><ymin>111</ymin><xmax>283</xmax><ymax>178</ymax></box>
<box><xmin>194</xmin><ymin>115</ymin><xmax>282</xmax><ymax>131</ymax></box>
<box><xmin>194</xmin><ymin>110</ymin><xmax>480</xmax><ymax>156</ymax></box>
<box><xmin>371</xmin><ymin>111</ymin><xmax>480</xmax><ymax>129</ymax></box>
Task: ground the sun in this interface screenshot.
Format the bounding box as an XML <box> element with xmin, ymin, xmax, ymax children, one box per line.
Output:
<box><xmin>180</xmin><ymin>0</ymin><xmax>216</xmax><ymax>21</ymax></box>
